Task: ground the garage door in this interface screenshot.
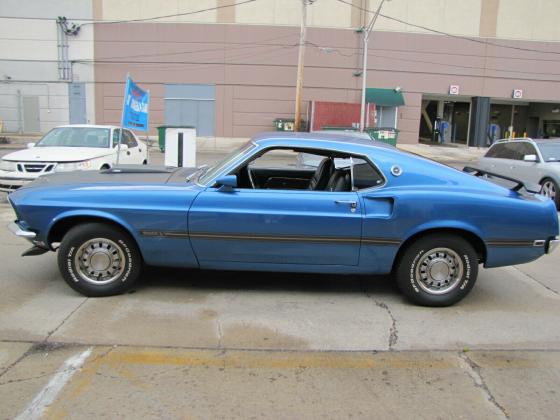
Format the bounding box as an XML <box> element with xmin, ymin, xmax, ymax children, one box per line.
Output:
<box><xmin>164</xmin><ymin>84</ymin><xmax>215</xmax><ymax>136</ymax></box>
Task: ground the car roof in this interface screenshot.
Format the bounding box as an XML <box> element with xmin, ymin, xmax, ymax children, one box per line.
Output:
<box><xmin>252</xmin><ymin>131</ymin><xmax>396</xmax><ymax>153</ymax></box>
<box><xmin>56</xmin><ymin>124</ymin><xmax>120</xmax><ymax>129</ymax></box>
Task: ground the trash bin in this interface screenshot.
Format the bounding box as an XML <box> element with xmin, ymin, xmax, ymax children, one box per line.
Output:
<box><xmin>273</xmin><ymin>118</ymin><xmax>306</xmax><ymax>131</ymax></box>
<box><xmin>366</xmin><ymin>127</ymin><xmax>399</xmax><ymax>146</ymax></box>
<box><xmin>157</xmin><ymin>126</ymin><xmax>167</xmax><ymax>152</ymax></box>
<box><xmin>157</xmin><ymin>125</ymin><xmax>196</xmax><ymax>152</ymax></box>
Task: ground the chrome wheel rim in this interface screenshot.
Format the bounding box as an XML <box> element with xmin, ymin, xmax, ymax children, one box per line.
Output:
<box><xmin>74</xmin><ymin>238</ymin><xmax>125</xmax><ymax>285</ymax></box>
<box><xmin>541</xmin><ymin>181</ymin><xmax>556</xmax><ymax>201</ymax></box>
<box><xmin>415</xmin><ymin>247</ymin><xmax>464</xmax><ymax>295</ymax></box>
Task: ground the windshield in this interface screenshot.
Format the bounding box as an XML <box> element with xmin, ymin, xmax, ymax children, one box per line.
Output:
<box><xmin>36</xmin><ymin>127</ymin><xmax>111</xmax><ymax>148</ymax></box>
<box><xmin>538</xmin><ymin>143</ymin><xmax>560</xmax><ymax>162</ymax></box>
<box><xmin>198</xmin><ymin>142</ymin><xmax>256</xmax><ymax>185</ymax></box>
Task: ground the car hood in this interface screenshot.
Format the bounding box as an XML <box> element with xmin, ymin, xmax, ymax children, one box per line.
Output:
<box><xmin>2</xmin><ymin>147</ymin><xmax>113</xmax><ymax>162</ymax></box>
<box><xmin>18</xmin><ymin>166</ymin><xmax>198</xmax><ymax>189</ymax></box>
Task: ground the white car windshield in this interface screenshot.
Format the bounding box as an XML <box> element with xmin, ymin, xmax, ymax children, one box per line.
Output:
<box><xmin>538</xmin><ymin>143</ymin><xmax>560</xmax><ymax>162</ymax></box>
<box><xmin>36</xmin><ymin>127</ymin><xmax>110</xmax><ymax>148</ymax></box>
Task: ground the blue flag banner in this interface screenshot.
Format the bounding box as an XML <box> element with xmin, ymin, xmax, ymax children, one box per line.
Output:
<box><xmin>122</xmin><ymin>77</ymin><xmax>150</xmax><ymax>131</ymax></box>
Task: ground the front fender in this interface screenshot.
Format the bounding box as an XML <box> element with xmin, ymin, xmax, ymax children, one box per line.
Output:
<box><xmin>47</xmin><ymin>209</ymin><xmax>139</xmax><ymax>244</ymax></box>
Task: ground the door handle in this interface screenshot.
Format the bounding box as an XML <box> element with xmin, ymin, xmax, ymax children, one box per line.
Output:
<box><xmin>335</xmin><ymin>200</ymin><xmax>357</xmax><ymax>212</ymax></box>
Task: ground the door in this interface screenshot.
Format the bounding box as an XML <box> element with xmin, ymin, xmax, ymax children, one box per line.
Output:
<box><xmin>189</xmin><ymin>189</ymin><xmax>362</xmax><ymax>266</ymax></box>
<box><xmin>123</xmin><ymin>129</ymin><xmax>144</xmax><ymax>164</ymax></box>
<box><xmin>164</xmin><ymin>84</ymin><xmax>215</xmax><ymax>136</ymax></box>
<box><xmin>509</xmin><ymin>142</ymin><xmax>541</xmax><ymax>184</ymax></box>
<box><xmin>113</xmin><ymin>129</ymin><xmax>134</xmax><ymax>164</ymax></box>
<box><xmin>23</xmin><ymin>96</ymin><xmax>40</xmax><ymax>133</ymax></box>
<box><xmin>68</xmin><ymin>82</ymin><xmax>86</xmax><ymax>124</ymax></box>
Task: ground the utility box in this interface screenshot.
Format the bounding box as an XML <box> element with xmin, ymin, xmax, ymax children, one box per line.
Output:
<box><xmin>164</xmin><ymin>127</ymin><xmax>196</xmax><ymax>167</ymax></box>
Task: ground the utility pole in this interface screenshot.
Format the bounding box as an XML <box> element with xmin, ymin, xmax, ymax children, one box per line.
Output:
<box><xmin>359</xmin><ymin>0</ymin><xmax>389</xmax><ymax>132</ymax></box>
<box><xmin>294</xmin><ymin>0</ymin><xmax>314</xmax><ymax>132</ymax></box>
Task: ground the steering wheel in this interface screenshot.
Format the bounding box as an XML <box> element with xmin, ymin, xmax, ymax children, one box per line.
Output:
<box><xmin>246</xmin><ymin>165</ymin><xmax>256</xmax><ymax>189</ymax></box>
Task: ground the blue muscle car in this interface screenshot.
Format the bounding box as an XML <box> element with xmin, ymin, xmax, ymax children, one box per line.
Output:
<box><xmin>7</xmin><ymin>132</ymin><xmax>560</xmax><ymax>306</ymax></box>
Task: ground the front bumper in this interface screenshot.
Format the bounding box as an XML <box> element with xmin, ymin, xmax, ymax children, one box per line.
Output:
<box><xmin>8</xmin><ymin>222</ymin><xmax>36</xmax><ymax>240</ymax></box>
<box><xmin>0</xmin><ymin>176</ymin><xmax>33</xmax><ymax>192</ymax></box>
<box><xmin>0</xmin><ymin>169</ymin><xmax>38</xmax><ymax>191</ymax></box>
<box><xmin>547</xmin><ymin>238</ymin><xmax>560</xmax><ymax>254</ymax></box>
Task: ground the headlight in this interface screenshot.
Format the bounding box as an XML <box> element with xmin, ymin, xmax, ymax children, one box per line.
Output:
<box><xmin>0</xmin><ymin>160</ymin><xmax>17</xmax><ymax>171</ymax></box>
<box><xmin>56</xmin><ymin>160</ymin><xmax>93</xmax><ymax>171</ymax></box>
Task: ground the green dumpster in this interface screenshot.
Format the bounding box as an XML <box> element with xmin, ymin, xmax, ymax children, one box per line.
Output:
<box><xmin>366</xmin><ymin>127</ymin><xmax>399</xmax><ymax>146</ymax></box>
<box><xmin>157</xmin><ymin>126</ymin><xmax>166</xmax><ymax>152</ymax></box>
<box><xmin>157</xmin><ymin>125</ymin><xmax>196</xmax><ymax>152</ymax></box>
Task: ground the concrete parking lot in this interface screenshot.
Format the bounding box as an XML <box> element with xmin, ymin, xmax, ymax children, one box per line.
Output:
<box><xmin>1</xmin><ymin>147</ymin><xmax>559</xmax><ymax>419</ymax></box>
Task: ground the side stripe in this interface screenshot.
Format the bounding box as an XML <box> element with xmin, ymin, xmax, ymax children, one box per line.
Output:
<box><xmin>140</xmin><ymin>230</ymin><xmax>400</xmax><ymax>245</ymax></box>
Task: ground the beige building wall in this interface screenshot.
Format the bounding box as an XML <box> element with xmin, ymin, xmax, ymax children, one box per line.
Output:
<box><xmin>100</xmin><ymin>0</ymin><xmax>560</xmax><ymax>42</ymax></box>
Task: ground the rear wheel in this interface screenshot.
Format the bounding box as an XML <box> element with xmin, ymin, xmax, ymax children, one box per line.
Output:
<box><xmin>540</xmin><ymin>178</ymin><xmax>559</xmax><ymax>209</ymax></box>
<box><xmin>395</xmin><ymin>234</ymin><xmax>478</xmax><ymax>306</ymax></box>
<box><xmin>57</xmin><ymin>223</ymin><xmax>142</xmax><ymax>297</ymax></box>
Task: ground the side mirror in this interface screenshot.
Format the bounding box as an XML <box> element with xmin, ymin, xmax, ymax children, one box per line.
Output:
<box><xmin>523</xmin><ymin>154</ymin><xmax>538</xmax><ymax>162</ymax></box>
<box><xmin>115</xmin><ymin>143</ymin><xmax>128</xmax><ymax>150</ymax></box>
<box><xmin>215</xmin><ymin>175</ymin><xmax>237</xmax><ymax>190</ymax></box>
<box><xmin>27</xmin><ymin>142</ymin><xmax>35</xmax><ymax>148</ymax></box>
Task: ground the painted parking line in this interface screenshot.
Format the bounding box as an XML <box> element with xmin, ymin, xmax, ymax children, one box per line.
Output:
<box><xmin>15</xmin><ymin>347</ymin><xmax>92</xmax><ymax>420</ymax></box>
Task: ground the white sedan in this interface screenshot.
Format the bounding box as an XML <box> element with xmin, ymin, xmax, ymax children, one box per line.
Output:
<box><xmin>0</xmin><ymin>125</ymin><xmax>148</xmax><ymax>191</ymax></box>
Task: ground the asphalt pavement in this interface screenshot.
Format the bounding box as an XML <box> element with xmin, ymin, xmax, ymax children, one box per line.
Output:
<box><xmin>1</xmin><ymin>147</ymin><xmax>559</xmax><ymax>419</ymax></box>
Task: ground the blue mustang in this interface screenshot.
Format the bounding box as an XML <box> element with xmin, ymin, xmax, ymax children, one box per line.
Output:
<box><xmin>7</xmin><ymin>132</ymin><xmax>559</xmax><ymax>306</ymax></box>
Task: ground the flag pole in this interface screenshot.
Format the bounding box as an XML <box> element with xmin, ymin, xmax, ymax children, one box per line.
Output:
<box><xmin>116</xmin><ymin>73</ymin><xmax>130</xmax><ymax>166</ymax></box>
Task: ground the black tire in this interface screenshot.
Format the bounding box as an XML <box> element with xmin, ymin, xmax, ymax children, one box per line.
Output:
<box><xmin>540</xmin><ymin>178</ymin><xmax>560</xmax><ymax>209</ymax></box>
<box><xmin>57</xmin><ymin>223</ymin><xmax>142</xmax><ymax>297</ymax></box>
<box><xmin>142</xmin><ymin>159</ymin><xmax>148</xmax><ymax>165</ymax></box>
<box><xmin>395</xmin><ymin>234</ymin><xmax>478</xmax><ymax>307</ymax></box>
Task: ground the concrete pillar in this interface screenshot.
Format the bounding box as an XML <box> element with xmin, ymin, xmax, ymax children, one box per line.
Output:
<box><xmin>436</xmin><ymin>100</ymin><xmax>445</xmax><ymax>118</ymax></box>
<box><xmin>468</xmin><ymin>97</ymin><xmax>490</xmax><ymax>147</ymax></box>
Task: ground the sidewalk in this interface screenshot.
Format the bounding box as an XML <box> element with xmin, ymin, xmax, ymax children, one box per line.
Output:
<box><xmin>397</xmin><ymin>143</ymin><xmax>487</xmax><ymax>163</ymax></box>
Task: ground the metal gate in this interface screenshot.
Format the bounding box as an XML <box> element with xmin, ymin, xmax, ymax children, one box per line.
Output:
<box><xmin>164</xmin><ymin>84</ymin><xmax>215</xmax><ymax>136</ymax></box>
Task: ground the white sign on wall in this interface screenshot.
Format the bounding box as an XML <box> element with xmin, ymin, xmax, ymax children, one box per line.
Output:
<box><xmin>449</xmin><ymin>85</ymin><xmax>460</xmax><ymax>95</ymax></box>
<box><xmin>512</xmin><ymin>89</ymin><xmax>523</xmax><ymax>99</ymax></box>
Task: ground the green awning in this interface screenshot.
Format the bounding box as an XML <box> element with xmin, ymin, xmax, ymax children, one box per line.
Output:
<box><xmin>365</xmin><ymin>88</ymin><xmax>405</xmax><ymax>106</ymax></box>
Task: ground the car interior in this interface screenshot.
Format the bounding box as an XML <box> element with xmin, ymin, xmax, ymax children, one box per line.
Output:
<box><xmin>231</xmin><ymin>148</ymin><xmax>384</xmax><ymax>191</ymax></box>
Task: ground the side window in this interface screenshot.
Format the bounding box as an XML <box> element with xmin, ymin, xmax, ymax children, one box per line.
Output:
<box><xmin>504</xmin><ymin>143</ymin><xmax>524</xmax><ymax>160</ymax></box>
<box><xmin>249</xmin><ymin>149</ymin><xmax>302</xmax><ymax>169</ymax></box>
<box><xmin>234</xmin><ymin>148</ymin><xmax>383</xmax><ymax>192</ymax></box>
<box><xmin>485</xmin><ymin>144</ymin><xmax>504</xmax><ymax>158</ymax></box>
<box><xmin>124</xmin><ymin>130</ymin><xmax>138</xmax><ymax>148</ymax></box>
<box><xmin>112</xmin><ymin>129</ymin><xmax>120</xmax><ymax>147</ymax></box>
<box><xmin>352</xmin><ymin>158</ymin><xmax>384</xmax><ymax>190</ymax></box>
<box><xmin>519</xmin><ymin>142</ymin><xmax>537</xmax><ymax>157</ymax></box>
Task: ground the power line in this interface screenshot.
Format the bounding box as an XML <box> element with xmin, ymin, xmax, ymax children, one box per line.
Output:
<box><xmin>82</xmin><ymin>0</ymin><xmax>258</xmax><ymax>26</ymax></box>
<box><xmin>0</xmin><ymin>0</ymin><xmax>258</xmax><ymax>24</ymax></box>
<box><xmin>335</xmin><ymin>0</ymin><xmax>560</xmax><ymax>56</ymax></box>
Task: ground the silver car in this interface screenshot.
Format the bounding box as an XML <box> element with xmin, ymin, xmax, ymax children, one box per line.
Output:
<box><xmin>476</xmin><ymin>138</ymin><xmax>560</xmax><ymax>209</ymax></box>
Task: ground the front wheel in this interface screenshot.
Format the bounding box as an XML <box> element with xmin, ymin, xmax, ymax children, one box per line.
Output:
<box><xmin>395</xmin><ymin>234</ymin><xmax>478</xmax><ymax>307</ymax></box>
<box><xmin>57</xmin><ymin>223</ymin><xmax>142</xmax><ymax>297</ymax></box>
<box><xmin>540</xmin><ymin>178</ymin><xmax>559</xmax><ymax>209</ymax></box>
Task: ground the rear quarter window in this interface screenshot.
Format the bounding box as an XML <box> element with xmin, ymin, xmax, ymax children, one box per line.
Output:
<box><xmin>353</xmin><ymin>159</ymin><xmax>384</xmax><ymax>189</ymax></box>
